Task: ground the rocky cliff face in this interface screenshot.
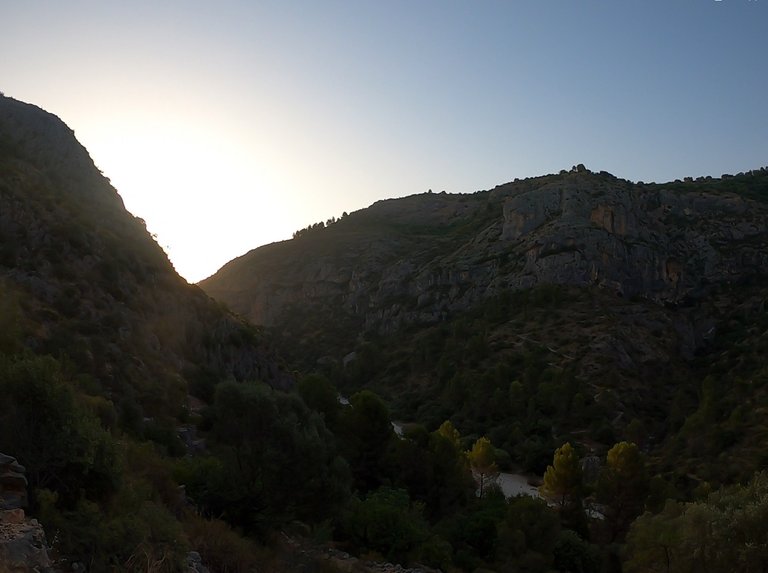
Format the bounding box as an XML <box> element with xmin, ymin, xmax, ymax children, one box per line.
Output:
<box><xmin>0</xmin><ymin>95</ymin><xmax>290</xmax><ymax>416</ymax></box>
<box><xmin>201</xmin><ymin>167</ymin><xmax>768</xmax><ymax>344</ymax></box>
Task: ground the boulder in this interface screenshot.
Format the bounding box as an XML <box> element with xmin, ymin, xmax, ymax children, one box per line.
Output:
<box><xmin>0</xmin><ymin>519</ymin><xmax>51</xmax><ymax>572</ymax></box>
<box><xmin>0</xmin><ymin>454</ymin><xmax>28</xmax><ymax>510</ymax></box>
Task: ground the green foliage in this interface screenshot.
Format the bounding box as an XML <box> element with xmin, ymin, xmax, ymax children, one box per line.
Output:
<box><xmin>597</xmin><ymin>441</ymin><xmax>649</xmax><ymax>542</ymax></box>
<box><xmin>625</xmin><ymin>471</ymin><xmax>768</xmax><ymax>572</ymax></box>
<box><xmin>542</xmin><ymin>442</ymin><xmax>582</xmax><ymax>509</ymax></box>
<box><xmin>496</xmin><ymin>495</ymin><xmax>561</xmax><ymax>571</ymax></box>
<box><xmin>342</xmin><ymin>488</ymin><xmax>430</xmax><ymax>564</ymax></box>
<box><xmin>436</xmin><ymin>419</ymin><xmax>462</xmax><ymax>450</ymax></box>
<box><xmin>383</xmin><ymin>420</ymin><xmax>474</xmax><ymax>520</ymax></box>
<box><xmin>553</xmin><ymin>530</ymin><xmax>601</xmax><ymax>573</ymax></box>
<box><xmin>0</xmin><ymin>354</ymin><xmax>120</xmax><ymax>505</ymax></box>
<box><xmin>206</xmin><ymin>380</ymin><xmax>350</xmax><ymax>531</ymax></box>
<box><xmin>297</xmin><ymin>373</ymin><xmax>341</xmax><ymax>429</ymax></box>
<box><xmin>468</xmin><ymin>437</ymin><xmax>499</xmax><ymax>498</ymax></box>
<box><xmin>337</xmin><ymin>389</ymin><xmax>395</xmax><ymax>492</ymax></box>
<box><xmin>38</xmin><ymin>488</ymin><xmax>188</xmax><ymax>572</ymax></box>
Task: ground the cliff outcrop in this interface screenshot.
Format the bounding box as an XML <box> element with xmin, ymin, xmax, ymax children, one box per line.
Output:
<box><xmin>201</xmin><ymin>167</ymin><xmax>768</xmax><ymax>345</ymax></box>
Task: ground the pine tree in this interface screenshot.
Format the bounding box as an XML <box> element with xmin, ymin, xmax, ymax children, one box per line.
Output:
<box><xmin>468</xmin><ymin>436</ymin><xmax>499</xmax><ymax>498</ymax></box>
<box><xmin>542</xmin><ymin>442</ymin><xmax>582</xmax><ymax>509</ymax></box>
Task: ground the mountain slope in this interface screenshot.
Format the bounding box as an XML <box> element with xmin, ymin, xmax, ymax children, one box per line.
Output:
<box><xmin>0</xmin><ymin>95</ymin><xmax>290</xmax><ymax>415</ymax></box>
<box><xmin>202</xmin><ymin>166</ymin><xmax>768</xmax><ymax>358</ymax></box>
<box><xmin>201</xmin><ymin>165</ymin><xmax>768</xmax><ymax>481</ymax></box>
<box><xmin>0</xmin><ymin>94</ymin><xmax>317</xmax><ymax>569</ymax></box>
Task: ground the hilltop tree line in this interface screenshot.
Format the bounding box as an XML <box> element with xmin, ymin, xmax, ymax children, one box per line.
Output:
<box><xmin>292</xmin><ymin>211</ymin><xmax>349</xmax><ymax>239</ymax></box>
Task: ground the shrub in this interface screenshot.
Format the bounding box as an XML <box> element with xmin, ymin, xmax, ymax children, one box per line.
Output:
<box><xmin>185</xmin><ymin>514</ymin><xmax>258</xmax><ymax>573</ymax></box>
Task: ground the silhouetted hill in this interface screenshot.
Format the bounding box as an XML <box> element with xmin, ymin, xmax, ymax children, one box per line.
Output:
<box><xmin>0</xmin><ymin>95</ymin><xmax>290</xmax><ymax>415</ymax></box>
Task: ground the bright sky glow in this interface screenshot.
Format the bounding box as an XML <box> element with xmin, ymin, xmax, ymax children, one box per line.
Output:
<box><xmin>2</xmin><ymin>1</ymin><xmax>767</xmax><ymax>282</ymax></box>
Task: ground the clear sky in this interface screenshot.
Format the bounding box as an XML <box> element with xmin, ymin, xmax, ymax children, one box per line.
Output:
<box><xmin>2</xmin><ymin>1</ymin><xmax>766</xmax><ymax>282</ymax></box>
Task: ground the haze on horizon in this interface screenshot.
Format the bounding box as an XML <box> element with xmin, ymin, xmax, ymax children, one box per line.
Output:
<box><xmin>2</xmin><ymin>0</ymin><xmax>766</xmax><ymax>283</ymax></box>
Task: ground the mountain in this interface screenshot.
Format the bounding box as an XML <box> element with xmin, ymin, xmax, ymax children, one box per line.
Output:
<box><xmin>0</xmin><ymin>94</ymin><xmax>310</xmax><ymax>569</ymax></box>
<box><xmin>4</xmin><ymin>92</ymin><xmax>768</xmax><ymax>570</ymax></box>
<box><xmin>0</xmin><ymin>94</ymin><xmax>290</xmax><ymax>410</ymax></box>
<box><xmin>201</xmin><ymin>164</ymin><xmax>768</xmax><ymax>482</ymax></box>
<box><xmin>203</xmin><ymin>166</ymin><xmax>768</xmax><ymax>332</ymax></box>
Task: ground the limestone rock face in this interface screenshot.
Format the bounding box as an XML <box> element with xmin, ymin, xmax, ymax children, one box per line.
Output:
<box><xmin>0</xmin><ymin>453</ymin><xmax>51</xmax><ymax>572</ymax></box>
<box><xmin>201</xmin><ymin>168</ymin><xmax>768</xmax><ymax>352</ymax></box>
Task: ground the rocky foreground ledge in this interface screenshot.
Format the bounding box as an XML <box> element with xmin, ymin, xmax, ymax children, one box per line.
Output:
<box><xmin>0</xmin><ymin>452</ymin><xmax>51</xmax><ymax>572</ymax></box>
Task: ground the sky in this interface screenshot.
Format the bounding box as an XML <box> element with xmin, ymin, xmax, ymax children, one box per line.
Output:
<box><xmin>2</xmin><ymin>1</ymin><xmax>767</xmax><ymax>283</ymax></box>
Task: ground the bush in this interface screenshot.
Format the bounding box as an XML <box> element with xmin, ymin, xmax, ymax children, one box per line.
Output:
<box><xmin>341</xmin><ymin>488</ymin><xmax>429</xmax><ymax>563</ymax></box>
<box><xmin>185</xmin><ymin>514</ymin><xmax>258</xmax><ymax>573</ymax></box>
<box><xmin>0</xmin><ymin>354</ymin><xmax>120</xmax><ymax>506</ymax></box>
<box><xmin>38</xmin><ymin>489</ymin><xmax>188</xmax><ymax>571</ymax></box>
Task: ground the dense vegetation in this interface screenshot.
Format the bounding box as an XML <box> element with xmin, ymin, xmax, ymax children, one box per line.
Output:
<box><xmin>3</xmin><ymin>96</ymin><xmax>768</xmax><ymax>571</ymax></box>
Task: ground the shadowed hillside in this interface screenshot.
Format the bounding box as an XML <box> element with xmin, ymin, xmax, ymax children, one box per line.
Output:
<box><xmin>0</xmin><ymin>95</ymin><xmax>291</xmax><ymax>409</ymax></box>
<box><xmin>0</xmin><ymin>96</ymin><xmax>314</xmax><ymax>570</ymax></box>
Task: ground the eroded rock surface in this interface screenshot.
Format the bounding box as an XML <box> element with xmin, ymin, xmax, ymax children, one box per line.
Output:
<box><xmin>0</xmin><ymin>453</ymin><xmax>51</xmax><ymax>573</ymax></box>
<box><xmin>201</xmin><ymin>168</ymin><xmax>768</xmax><ymax>341</ymax></box>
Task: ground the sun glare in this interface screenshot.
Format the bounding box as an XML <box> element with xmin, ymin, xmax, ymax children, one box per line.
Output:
<box><xmin>81</xmin><ymin>118</ymin><xmax>295</xmax><ymax>283</ymax></box>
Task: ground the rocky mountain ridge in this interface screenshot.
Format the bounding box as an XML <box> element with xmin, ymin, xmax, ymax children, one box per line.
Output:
<box><xmin>202</xmin><ymin>166</ymin><xmax>768</xmax><ymax>348</ymax></box>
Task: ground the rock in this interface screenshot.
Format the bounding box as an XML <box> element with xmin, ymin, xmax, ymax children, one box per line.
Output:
<box><xmin>186</xmin><ymin>550</ymin><xmax>211</xmax><ymax>573</ymax></box>
<box><xmin>0</xmin><ymin>509</ymin><xmax>25</xmax><ymax>524</ymax></box>
<box><xmin>0</xmin><ymin>454</ymin><xmax>28</xmax><ymax>510</ymax></box>
<box><xmin>0</xmin><ymin>519</ymin><xmax>52</xmax><ymax>572</ymax></box>
<box><xmin>0</xmin><ymin>471</ymin><xmax>29</xmax><ymax>490</ymax></box>
<box><xmin>0</xmin><ymin>493</ymin><xmax>27</xmax><ymax>512</ymax></box>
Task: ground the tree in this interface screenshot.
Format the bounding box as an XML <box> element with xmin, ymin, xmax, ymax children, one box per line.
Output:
<box><xmin>425</xmin><ymin>422</ymin><xmax>474</xmax><ymax>517</ymax></box>
<box><xmin>342</xmin><ymin>488</ymin><xmax>429</xmax><ymax>563</ymax></box>
<box><xmin>509</xmin><ymin>379</ymin><xmax>526</xmax><ymax>416</ymax></box>
<box><xmin>0</xmin><ymin>355</ymin><xmax>119</xmax><ymax>506</ymax></box>
<box><xmin>597</xmin><ymin>441</ymin><xmax>648</xmax><ymax>541</ymax></box>
<box><xmin>468</xmin><ymin>437</ymin><xmax>499</xmax><ymax>498</ymax></box>
<box><xmin>541</xmin><ymin>442</ymin><xmax>582</xmax><ymax>510</ymax></box>
<box><xmin>338</xmin><ymin>390</ymin><xmax>394</xmax><ymax>491</ymax></box>
<box><xmin>386</xmin><ymin>430</ymin><xmax>435</xmax><ymax>506</ymax></box>
<box><xmin>210</xmin><ymin>381</ymin><xmax>350</xmax><ymax>530</ymax></box>
<box><xmin>553</xmin><ymin>530</ymin><xmax>600</xmax><ymax>573</ymax></box>
<box><xmin>624</xmin><ymin>501</ymin><xmax>684</xmax><ymax>573</ymax></box>
<box><xmin>436</xmin><ymin>420</ymin><xmax>462</xmax><ymax>451</ymax></box>
<box><xmin>297</xmin><ymin>373</ymin><xmax>340</xmax><ymax>428</ymax></box>
<box><xmin>626</xmin><ymin>471</ymin><xmax>768</xmax><ymax>573</ymax></box>
<box><xmin>497</xmin><ymin>495</ymin><xmax>561</xmax><ymax>571</ymax></box>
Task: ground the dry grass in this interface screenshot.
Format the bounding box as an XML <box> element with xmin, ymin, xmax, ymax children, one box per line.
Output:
<box><xmin>185</xmin><ymin>515</ymin><xmax>259</xmax><ymax>573</ymax></box>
